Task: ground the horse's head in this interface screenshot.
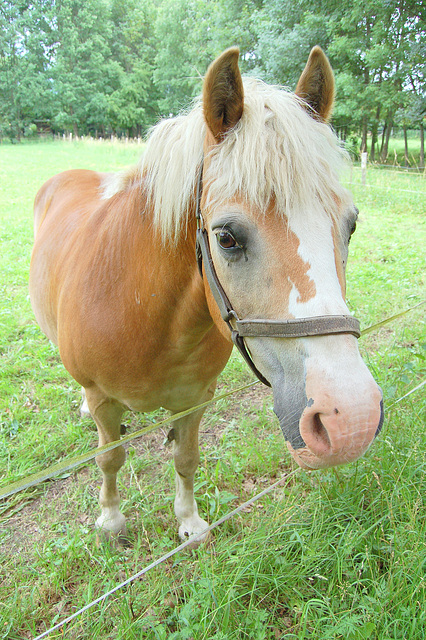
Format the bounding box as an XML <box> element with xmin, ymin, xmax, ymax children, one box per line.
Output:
<box><xmin>199</xmin><ymin>47</ymin><xmax>383</xmax><ymax>470</ymax></box>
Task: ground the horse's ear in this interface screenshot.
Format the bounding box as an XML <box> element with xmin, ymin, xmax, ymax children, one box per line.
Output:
<box><xmin>203</xmin><ymin>47</ymin><xmax>244</xmax><ymax>141</ymax></box>
<box><xmin>295</xmin><ymin>46</ymin><xmax>335</xmax><ymax>122</ymax></box>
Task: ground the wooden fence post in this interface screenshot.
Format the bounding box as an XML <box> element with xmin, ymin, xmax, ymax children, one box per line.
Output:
<box><xmin>361</xmin><ymin>152</ymin><xmax>368</xmax><ymax>186</ymax></box>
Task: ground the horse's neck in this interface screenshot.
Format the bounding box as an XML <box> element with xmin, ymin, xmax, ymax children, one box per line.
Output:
<box><xmin>103</xmin><ymin>185</ymin><xmax>213</xmax><ymax>332</ymax></box>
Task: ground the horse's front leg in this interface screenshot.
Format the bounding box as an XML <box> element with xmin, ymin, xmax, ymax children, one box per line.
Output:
<box><xmin>84</xmin><ymin>386</ymin><xmax>126</xmax><ymax>539</ymax></box>
<box><xmin>172</xmin><ymin>383</ymin><xmax>216</xmax><ymax>547</ymax></box>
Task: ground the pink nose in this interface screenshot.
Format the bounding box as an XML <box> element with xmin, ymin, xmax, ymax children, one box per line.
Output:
<box><xmin>288</xmin><ymin>392</ymin><xmax>383</xmax><ymax>470</ymax></box>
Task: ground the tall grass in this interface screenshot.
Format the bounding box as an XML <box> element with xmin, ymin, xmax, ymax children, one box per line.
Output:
<box><xmin>0</xmin><ymin>140</ymin><xmax>425</xmax><ymax>639</ymax></box>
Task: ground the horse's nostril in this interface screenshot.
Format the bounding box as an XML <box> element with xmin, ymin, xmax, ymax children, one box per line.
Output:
<box><xmin>310</xmin><ymin>413</ymin><xmax>332</xmax><ymax>453</ymax></box>
<box><xmin>375</xmin><ymin>399</ymin><xmax>384</xmax><ymax>437</ymax></box>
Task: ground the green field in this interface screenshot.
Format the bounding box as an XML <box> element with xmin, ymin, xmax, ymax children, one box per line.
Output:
<box><xmin>0</xmin><ymin>140</ymin><xmax>425</xmax><ymax>639</ymax></box>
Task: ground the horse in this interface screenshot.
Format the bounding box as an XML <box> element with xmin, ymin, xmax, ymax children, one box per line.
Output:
<box><xmin>29</xmin><ymin>47</ymin><xmax>383</xmax><ymax>545</ymax></box>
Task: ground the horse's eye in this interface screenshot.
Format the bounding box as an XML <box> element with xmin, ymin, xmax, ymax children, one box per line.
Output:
<box><xmin>348</xmin><ymin>207</ymin><xmax>358</xmax><ymax>243</ymax></box>
<box><xmin>348</xmin><ymin>222</ymin><xmax>356</xmax><ymax>244</ymax></box>
<box><xmin>217</xmin><ymin>230</ymin><xmax>237</xmax><ymax>249</ymax></box>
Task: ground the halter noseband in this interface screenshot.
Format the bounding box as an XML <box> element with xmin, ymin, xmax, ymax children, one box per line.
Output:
<box><xmin>194</xmin><ymin>165</ymin><xmax>361</xmax><ymax>388</ymax></box>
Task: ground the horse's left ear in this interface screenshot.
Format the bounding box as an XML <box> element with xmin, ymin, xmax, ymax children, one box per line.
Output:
<box><xmin>295</xmin><ymin>46</ymin><xmax>335</xmax><ymax>122</ymax></box>
<box><xmin>203</xmin><ymin>47</ymin><xmax>244</xmax><ymax>141</ymax></box>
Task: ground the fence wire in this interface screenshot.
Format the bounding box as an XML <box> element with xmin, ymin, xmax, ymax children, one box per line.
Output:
<box><xmin>347</xmin><ymin>182</ymin><xmax>424</xmax><ymax>195</ymax></box>
<box><xmin>33</xmin><ymin>469</ymin><xmax>301</xmax><ymax>640</ymax></box>
<box><xmin>0</xmin><ymin>302</ymin><xmax>424</xmax><ymax>502</ymax></box>
<box><xmin>32</xmin><ymin>370</ymin><xmax>425</xmax><ymax>640</ymax></box>
<box><xmin>1</xmin><ymin>301</ymin><xmax>424</xmax><ymax>639</ymax></box>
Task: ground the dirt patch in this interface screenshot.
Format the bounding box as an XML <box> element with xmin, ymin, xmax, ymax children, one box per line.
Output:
<box><xmin>1</xmin><ymin>467</ymin><xmax>96</xmax><ymax>557</ymax></box>
<box><xmin>203</xmin><ymin>382</ymin><xmax>273</xmax><ymax>441</ymax></box>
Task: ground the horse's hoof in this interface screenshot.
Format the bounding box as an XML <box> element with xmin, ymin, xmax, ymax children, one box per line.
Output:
<box><xmin>178</xmin><ymin>521</ymin><xmax>210</xmax><ymax>549</ymax></box>
<box><xmin>95</xmin><ymin>511</ymin><xmax>128</xmax><ymax>546</ymax></box>
<box><xmin>95</xmin><ymin>524</ymin><xmax>130</xmax><ymax>549</ymax></box>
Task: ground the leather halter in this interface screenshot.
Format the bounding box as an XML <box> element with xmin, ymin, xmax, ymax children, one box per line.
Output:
<box><xmin>194</xmin><ymin>166</ymin><xmax>361</xmax><ymax>387</ymax></box>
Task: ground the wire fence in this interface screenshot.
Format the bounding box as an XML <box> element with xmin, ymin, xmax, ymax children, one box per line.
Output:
<box><xmin>1</xmin><ymin>303</ymin><xmax>424</xmax><ymax>640</ymax></box>
<box><xmin>32</xmin><ymin>374</ymin><xmax>425</xmax><ymax>640</ymax></box>
<box><xmin>1</xmin><ymin>302</ymin><xmax>423</xmax><ymax>503</ymax></box>
<box><xmin>32</xmin><ymin>469</ymin><xmax>301</xmax><ymax>640</ymax></box>
<box><xmin>346</xmin><ymin>183</ymin><xmax>424</xmax><ymax>195</ymax></box>
<box><xmin>0</xmin><ymin>382</ymin><xmax>258</xmax><ymax>501</ymax></box>
<box><xmin>54</xmin><ymin>133</ymin><xmax>144</xmax><ymax>145</ymax></box>
<box><xmin>356</xmin><ymin>166</ymin><xmax>424</xmax><ymax>172</ymax></box>
<box><xmin>344</xmin><ymin>160</ymin><xmax>425</xmax><ymax>194</ymax></box>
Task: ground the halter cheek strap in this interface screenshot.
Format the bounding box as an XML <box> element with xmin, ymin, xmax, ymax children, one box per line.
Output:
<box><xmin>194</xmin><ymin>165</ymin><xmax>361</xmax><ymax>388</ymax></box>
<box><xmin>196</xmin><ymin>224</ymin><xmax>272</xmax><ymax>386</ymax></box>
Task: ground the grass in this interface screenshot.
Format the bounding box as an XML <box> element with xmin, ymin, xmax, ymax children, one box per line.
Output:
<box><xmin>0</xmin><ymin>139</ymin><xmax>425</xmax><ymax>639</ymax></box>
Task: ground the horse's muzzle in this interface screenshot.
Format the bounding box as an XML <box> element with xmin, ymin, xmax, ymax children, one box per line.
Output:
<box><xmin>279</xmin><ymin>389</ymin><xmax>384</xmax><ymax>470</ymax></box>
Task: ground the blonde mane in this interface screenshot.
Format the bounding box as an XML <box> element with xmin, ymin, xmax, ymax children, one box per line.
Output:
<box><xmin>104</xmin><ymin>78</ymin><xmax>351</xmax><ymax>240</ymax></box>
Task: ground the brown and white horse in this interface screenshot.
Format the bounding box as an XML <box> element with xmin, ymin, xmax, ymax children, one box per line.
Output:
<box><xmin>29</xmin><ymin>47</ymin><xmax>383</xmax><ymax>544</ymax></box>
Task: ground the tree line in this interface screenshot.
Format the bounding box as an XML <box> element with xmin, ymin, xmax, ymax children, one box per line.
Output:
<box><xmin>1</xmin><ymin>0</ymin><xmax>424</xmax><ymax>161</ymax></box>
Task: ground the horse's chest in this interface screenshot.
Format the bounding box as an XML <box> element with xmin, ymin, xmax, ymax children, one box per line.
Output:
<box><xmin>91</xmin><ymin>325</ymin><xmax>232</xmax><ymax>413</ymax></box>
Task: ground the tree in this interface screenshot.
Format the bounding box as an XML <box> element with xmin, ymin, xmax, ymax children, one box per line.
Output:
<box><xmin>252</xmin><ymin>0</ymin><xmax>329</xmax><ymax>87</ymax></box>
<box><xmin>251</xmin><ymin>0</ymin><xmax>425</xmax><ymax>159</ymax></box>
<box><xmin>327</xmin><ymin>0</ymin><xmax>425</xmax><ymax>158</ymax></box>
<box><xmin>153</xmin><ymin>0</ymin><xmax>262</xmax><ymax>117</ymax></box>
<box><xmin>0</xmin><ymin>0</ymin><xmax>423</xmax><ymax>149</ymax></box>
<box><xmin>108</xmin><ymin>0</ymin><xmax>161</xmax><ymax>136</ymax></box>
<box><xmin>0</xmin><ymin>1</ymin><xmax>55</xmax><ymax>141</ymax></box>
<box><xmin>51</xmin><ymin>0</ymin><xmax>119</xmax><ymax>136</ymax></box>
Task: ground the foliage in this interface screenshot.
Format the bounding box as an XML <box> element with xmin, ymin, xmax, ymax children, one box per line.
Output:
<box><xmin>0</xmin><ymin>139</ymin><xmax>425</xmax><ymax>639</ymax></box>
<box><xmin>253</xmin><ymin>0</ymin><xmax>330</xmax><ymax>87</ymax></box>
<box><xmin>51</xmin><ymin>0</ymin><xmax>120</xmax><ymax>136</ymax></box>
<box><xmin>327</xmin><ymin>0</ymin><xmax>426</xmax><ymax>159</ymax></box>
<box><xmin>0</xmin><ymin>0</ymin><xmax>424</xmax><ymax>150</ymax></box>
<box><xmin>0</xmin><ymin>1</ymin><xmax>56</xmax><ymax>141</ymax></box>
